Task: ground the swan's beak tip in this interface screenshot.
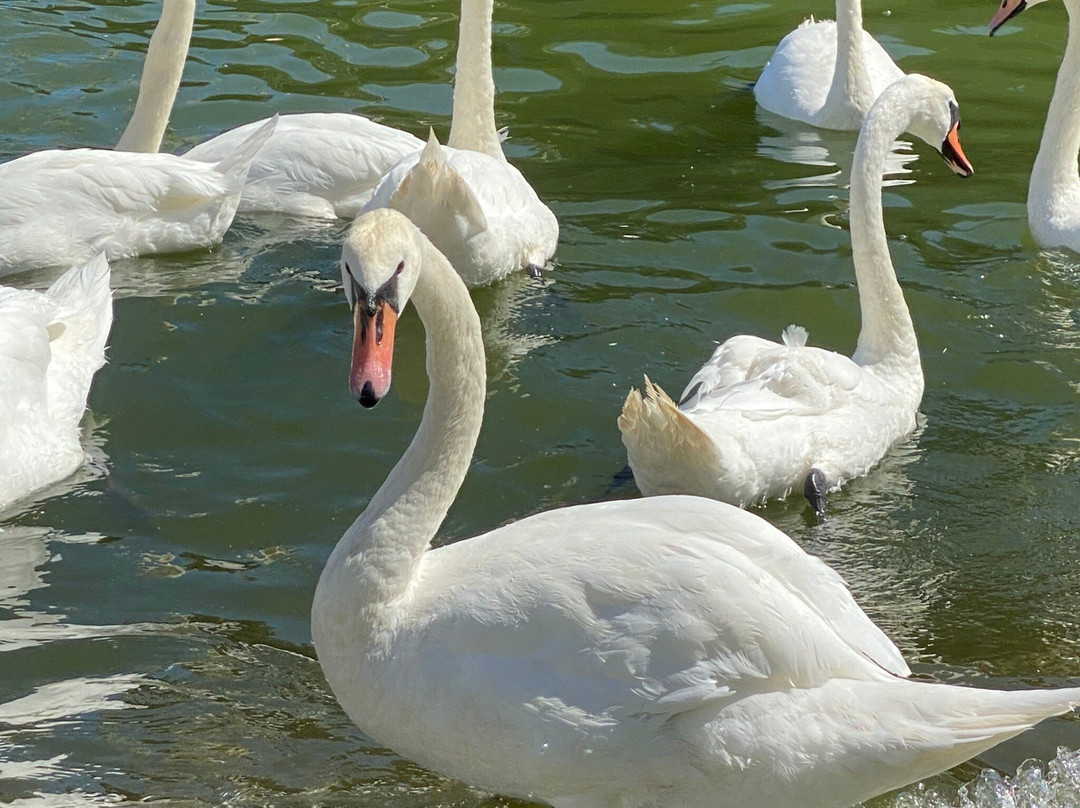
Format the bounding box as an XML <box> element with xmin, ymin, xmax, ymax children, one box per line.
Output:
<box><xmin>356</xmin><ymin>381</ymin><xmax>382</xmax><ymax>408</ymax></box>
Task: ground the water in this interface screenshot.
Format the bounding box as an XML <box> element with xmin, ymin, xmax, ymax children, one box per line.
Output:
<box><xmin>1</xmin><ymin>0</ymin><xmax>1079</xmax><ymax>805</ymax></box>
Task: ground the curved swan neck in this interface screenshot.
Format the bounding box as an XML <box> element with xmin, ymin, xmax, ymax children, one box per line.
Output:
<box><xmin>447</xmin><ymin>0</ymin><xmax>505</xmax><ymax>161</ymax></box>
<box><xmin>849</xmin><ymin>84</ymin><xmax>918</xmax><ymax>368</ymax></box>
<box><xmin>115</xmin><ymin>0</ymin><xmax>195</xmax><ymax>153</ymax></box>
<box><xmin>318</xmin><ymin>236</ymin><xmax>486</xmax><ymax>638</ymax></box>
<box><xmin>822</xmin><ymin>0</ymin><xmax>873</xmax><ymax>125</ymax></box>
<box><xmin>1030</xmin><ymin>0</ymin><xmax>1080</xmax><ymax>218</ymax></box>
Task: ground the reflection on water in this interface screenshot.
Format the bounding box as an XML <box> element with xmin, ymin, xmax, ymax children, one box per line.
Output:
<box><xmin>756</xmin><ymin>107</ymin><xmax>919</xmax><ymax>189</ymax></box>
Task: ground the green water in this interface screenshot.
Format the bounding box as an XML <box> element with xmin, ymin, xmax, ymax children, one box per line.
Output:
<box><xmin>2</xmin><ymin>0</ymin><xmax>1080</xmax><ymax>804</ymax></box>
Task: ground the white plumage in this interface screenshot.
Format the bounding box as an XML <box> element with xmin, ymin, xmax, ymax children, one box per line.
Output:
<box><xmin>313</xmin><ymin>208</ymin><xmax>1077</xmax><ymax>808</ymax></box>
<box><xmin>755</xmin><ymin>0</ymin><xmax>904</xmax><ymax>130</ymax></box>
<box><xmin>0</xmin><ymin>254</ymin><xmax>112</xmax><ymax>510</ymax></box>
<box><xmin>620</xmin><ymin>76</ymin><xmax>973</xmax><ymax>508</ymax></box>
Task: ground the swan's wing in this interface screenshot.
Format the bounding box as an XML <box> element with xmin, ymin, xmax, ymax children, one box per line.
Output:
<box><xmin>42</xmin><ymin>254</ymin><xmax>112</xmax><ymax>428</ymax></box>
<box><xmin>0</xmin><ymin>149</ymin><xmax>245</xmax><ymax>270</ymax></box>
<box><xmin>184</xmin><ymin>113</ymin><xmax>423</xmax><ymax>218</ymax></box>
<box><xmin>679</xmin><ymin>328</ymin><xmax>863</xmax><ymax>421</ymax></box>
<box><xmin>410</xmin><ymin>496</ymin><xmax>907</xmax><ymax>731</ymax></box>
<box><xmin>755</xmin><ymin>20</ymin><xmax>837</xmax><ymax>120</ymax></box>
<box><xmin>0</xmin><ymin>286</ymin><xmax>58</xmax><ymax>412</ymax></box>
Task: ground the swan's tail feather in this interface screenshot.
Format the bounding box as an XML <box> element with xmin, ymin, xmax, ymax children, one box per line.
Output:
<box><xmin>390</xmin><ymin>129</ymin><xmax>488</xmax><ymax>240</ymax></box>
<box><xmin>211</xmin><ymin>114</ymin><xmax>277</xmax><ymax>178</ymax></box>
<box><xmin>866</xmin><ymin>681</ymin><xmax>1080</xmax><ymax>795</ymax></box>
<box><xmin>44</xmin><ymin>253</ymin><xmax>113</xmax><ymax>427</ymax></box>
<box><xmin>618</xmin><ymin>376</ymin><xmax>719</xmax><ymax>496</ymax></box>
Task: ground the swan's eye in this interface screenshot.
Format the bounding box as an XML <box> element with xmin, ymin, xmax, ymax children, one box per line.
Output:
<box><xmin>395</xmin><ymin>260</ymin><xmax>405</xmax><ymax>276</ymax></box>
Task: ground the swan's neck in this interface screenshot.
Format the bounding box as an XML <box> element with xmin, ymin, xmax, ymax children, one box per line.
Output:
<box><xmin>1030</xmin><ymin>0</ymin><xmax>1080</xmax><ymax>220</ymax></box>
<box><xmin>447</xmin><ymin>0</ymin><xmax>505</xmax><ymax>161</ymax></box>
<box><xmin>821</xmin><ymin>0</ymin><xmax>873</xmax><ymax>125</ymax></box>
<box><xmin>849</xmin><ymin>88</ymin><xmax>918</xmax><ymax>369</ymax></box>
<box><xmin>115</xmin><ymin>0</ymin><xmax>195</xmax><ymax>153</ymax></box>
<box><xmin>314</xmin><ymin>239</ymin><xmax>486</xmax><ymax>645</ymax></box>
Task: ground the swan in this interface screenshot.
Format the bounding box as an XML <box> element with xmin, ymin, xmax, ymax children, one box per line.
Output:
<box><xmin>311</xmin><ymin>206</ymin><xmax>1080</xmax><ymax>808</ymax></box>
<box><xmin>619</xmin><ymin>75</ymin><xmax>973</xmax><ymax>516</ymax></box>
<box><xmin>0</xmin><ymin>254</ymin><xmax>112</xmax><ymax>511</ymax></box>
<box><xmin>361</xmin><ymin>0</ymin><xmax>558</xmax><ymax>286</ymax></box>
<box><xmin>754</xmin><ymin>0</ymin><xmax>905</xmax><ymax>130</ymax></box>
<box><xmin>989</xmin><ymin>0</ymin><xmax>1080</xmax><ymax>253</ymax></box>
<box><xmin>0</xmin><ymin>0</ymin><xmax>274</xmax><ymax>274</ymax></box>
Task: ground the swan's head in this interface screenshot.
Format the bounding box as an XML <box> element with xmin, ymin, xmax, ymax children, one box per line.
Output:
<box><xmin>989</xmin><ymin>0</ymin><xmax>1044</xmax><ymax>35</ymax></box>
<box><xmin>341</xmin><ymin>208</ymin><xmax>423</xmax><ymax>408</ymax></box>
<box><xmin>895</xmin><ymin>75</ymin><xmax>974</xmax><ymax>178</ymax></box>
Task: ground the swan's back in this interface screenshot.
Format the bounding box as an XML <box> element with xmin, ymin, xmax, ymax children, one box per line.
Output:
<box><xmin>184</xmin><ymin>113</ymin><xmax>424</xmax><ymax>219</ymax></box>
<box><xmin>0</xmin><ymin>254</ymin><xmax>112</xmax><ymax>508</ymax></box>
<box><xmin>755</xmin><ymin>20</ymin><xmax>903</xmax><ymax>127</ymax></box>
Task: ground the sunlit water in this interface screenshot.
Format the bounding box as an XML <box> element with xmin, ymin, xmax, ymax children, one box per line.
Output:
<box><xmin>2</xmin><ymin>0</ymin><xmax>1079</xmax><ymax>805</ymax></box>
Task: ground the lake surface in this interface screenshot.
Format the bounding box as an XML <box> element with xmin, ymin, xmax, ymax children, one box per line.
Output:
<box><xmin>2</xmin><ymin>0</ymin><xmax>1080</xmax><ymax>805</ymax></box>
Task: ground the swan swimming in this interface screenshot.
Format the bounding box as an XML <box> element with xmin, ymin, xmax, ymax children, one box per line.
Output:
<box><xmin>620</xmin><ymin>75</ymin><xmax>973</xmax><ymax>515</ymax></box>
<box><xmin>989</xmin><ymin>0</ymin><xmax>1080</xmax><ymax>253</ymax></box>
<box><xmin>311</xmin><ymin>207</ymin><xmax>1079</xmax><ymax>808</ymax></box>
<box><xmin>755</xmin><ymin>0</ymin><xmax>905</xmax><ymax>130</ymax></box>
<box><xmin>0</xmin><ymin>254</ymin><xmax>112</xmax><ymax>511</ymax></box>
<box><xmin>0</xmin><ymin>0</ymin><xmax>273</xmax><ymax>274</ymax></box>
<box><xmin>362</xmin><ymin>0</ymin><xmax>558</xmax><ymax>286</ymax></box>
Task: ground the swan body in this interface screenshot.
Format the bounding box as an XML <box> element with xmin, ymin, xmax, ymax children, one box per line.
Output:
<box><xmin>183</xmin><ymin>113</ymin><xmax>424</xmax><ymax>219</ymax></box>
<box><xmin>0</xmin><ymin>118</ymin><xmax>275</xmax><ymax>274</ymax></box>
<box><xmin>755</xmin><ymin>0</ymin><xmax>904</xmax><ymax>130</ymax></box>
<box><xmin>0</xmin><ymin>0</ymin><xmax>272</xmax><ymax>274</ymax></box>
<box><xmin>990</xmin><ymin>0</ymin><xmax>1080</xmax><ymax>252</ymax></box>
<box><xmin>312</xmin><ymin>207</ymin><xmax>1078</xmax><ymax>808</ymax></box>
<box><xmin>0</xmin><ymin>254</ymin><xmax>112</xmax><ymax>510</ymax></box>
<box><xmin>362</xmin><ymin>0</ymin><xmax>558</xmax><ymax>286</ymax></box>
<box><xmin>365</xmin><ymin>132</ymin><xmax>559</xmax><ymax>287</ymax></box>
<box><xmin>620</xmin><ymin>75</ymin><xmax>973</xmax><ymax>509</ymax></box>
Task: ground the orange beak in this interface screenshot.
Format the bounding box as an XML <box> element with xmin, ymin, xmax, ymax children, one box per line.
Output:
<box><xmin>989</xmin><ymin>0</ymin><xmax>1027</xmax><ymax>34</ymax></box>
<box><xmin>350</xmin><ymin>301</ymin><xmax>398</xmax><ymax>407</ymax></box>
<box><xmin>942</xmin><ymin>122</ymin><xmax>974</xmax><ymax>178</ymax></box>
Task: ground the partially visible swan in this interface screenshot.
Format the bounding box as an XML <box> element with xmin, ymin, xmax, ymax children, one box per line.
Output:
<box><xmin>0</xmin><ymin>0</ymin><xmax>274</xmax><ymax>274</ymax></box>
<box><xmin>620</xmin><ymin>75</ymin><xmax>973</xmax><ymax>515</ymax></box>
<box><xmin>0</xmin><ymin>254</ymin><xmax>112</xmax><ymax>511</ymax></box>
<box><xmin>755</xmin><ymin>0</ymin><xmax>905</xmax><ymax>130</ymax></box>
<box><xmin>312</xmin><ymin>207</ymin><xmax>1079</xmax><ymax>808</ymax></box>
<box><xmin>989</xmin><ymin>0</ymin><xmax>1080</xmax><ymax>253</ymax></box>
<box><xmin>362</xmin><ymin>0</ymin><xmax>558</xmax><ymax>286</ymax></box>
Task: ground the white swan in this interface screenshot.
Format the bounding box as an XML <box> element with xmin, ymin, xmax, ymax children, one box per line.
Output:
<box><xmin>312</xmin><ymin>206</ymin><xmax>1080</xmax><ymax>808</ymax></box>
<box><xmin>754</xmin><ymin>0</ymin><xmax>905</xmax><ymax>130</ymax></box>
<box><xmin>989</xmin><ymin>0</ymin><xmax>1080</xmax><ymax>253</ymax></box>
<box><xmin>0</xmin><ymin>254</ymin><xmax>112</xmax><ymax>511</ymax></box>
<box><xmin>0</xmin><ymin>0</ymin><xmax>274</xmax><ymax>274</ymax></box>
<box><xmin>361</xmin><ymin>0</ymin><xmax>558</xmax><ymax>286</ymax></box>
<box><xmin>620</xmin><ymin>75</ymin><xmax>973</xmax><ymax>515</ymax></box>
